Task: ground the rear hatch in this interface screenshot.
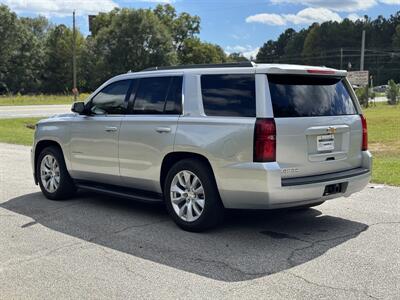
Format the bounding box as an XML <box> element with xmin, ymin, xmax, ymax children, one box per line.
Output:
<box><xmin>267</xmin><ymin>74</ymin><xmax>363</xmax><ymax>178</ymax></box>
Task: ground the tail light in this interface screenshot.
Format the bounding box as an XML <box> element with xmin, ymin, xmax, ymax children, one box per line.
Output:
<box><xmin>254</xmin><ymin>118</ymin><xmax>276</xmax><ymax>162</ymax></box>
<box><xmin>360</xmin><ymin>114</ymin><xmax>368</xmax><ymax>151</ymax></box>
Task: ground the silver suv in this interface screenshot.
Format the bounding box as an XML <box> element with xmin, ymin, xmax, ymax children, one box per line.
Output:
<box><xmin>32</xmin><ymin>62</ymin><xmax>372</xmax><ymax>231</ymax></box>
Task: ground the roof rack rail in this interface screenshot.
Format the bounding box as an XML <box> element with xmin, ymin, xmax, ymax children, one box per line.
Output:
<box><xmin>141</xmin><ymin>61</ymin><xmax>254</xmax><ymax>72</ymax></box>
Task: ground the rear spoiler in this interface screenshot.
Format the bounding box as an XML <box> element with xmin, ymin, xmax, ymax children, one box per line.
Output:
<box><xmin>257</xmin><ymin>67</ymin><xmax>347</xmax><ymax>77</ymax></box>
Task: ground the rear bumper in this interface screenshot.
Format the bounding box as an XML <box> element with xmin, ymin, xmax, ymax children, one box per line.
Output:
<box><xmin>218</xmin><ymin>151</ymin><xmax>372</xmax><ymax>209</ymax></box>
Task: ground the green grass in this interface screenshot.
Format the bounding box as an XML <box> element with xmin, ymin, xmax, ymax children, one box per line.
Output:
<box><xmin>0</xmin><ymin>102</ymin><xmax>399</xmax><ymax>186</ymax></box>
<box><xmin>0</xmin><ymin>93</ymin><xmax>90</xmax><ymax>106</ymax></box>
<box><xmin>364</xmin><ymin>102</ymin><xmax>400</xmax><ymax>186</ymax></box>
<box><xmin>374</xmin><ymin>92</ymin><xmax>386</xmax><ymax>97</ymax></box>
<box><xmin>0</xmin><ymin>118</ymin><xmax>41</xmax><ymax>145</ymax></box>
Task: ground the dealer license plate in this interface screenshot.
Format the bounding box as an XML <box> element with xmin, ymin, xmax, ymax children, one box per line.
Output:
<box><xmin>317</xmin><ymin>134</ymin><xmax>334</xmax><ymax>151</ymax></box>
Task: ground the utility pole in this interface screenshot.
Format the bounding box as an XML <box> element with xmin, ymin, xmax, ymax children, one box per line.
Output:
<box><xmin>340</xmin><ymin>48</ymin><xmax>343</xmax><ymax>69</ymax></box>
<box><xmin>72</xmin><ymin>10</ymin><xmax>77</xmax><ymax>101</ymax></box>
<box><xmin>360</xmin><ymin>30</ymin><xmax>365</xmax><ymax>71</ymax></box>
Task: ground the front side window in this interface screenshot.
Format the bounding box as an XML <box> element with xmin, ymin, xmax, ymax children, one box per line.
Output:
<box><xmin>201</xmin><ymin>74</ymin><xmax>256</xmax><ymax>117</ymax></box>
<box><xmin>268</xmin><ymin>75</ymin><xmax>357</xmax><ymax>117</ymax></box>
<box><xmin>132</xmin><ymin>76</ymin><xmax>182</xmax><ymax>114</ymax></box>
<box><xmin>90</xmin><ymin>80</ymin><xmax>131</xmax><ymax>115</ymax></box>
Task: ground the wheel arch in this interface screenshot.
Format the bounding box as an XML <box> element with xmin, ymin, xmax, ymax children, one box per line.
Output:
<box><xmin>34</xmin><ymin>140</ymin><xmax>65</xmax><ymax>184</ymax></box>
<box><xmin>160</xmin><ymin>152</ymin><xmax>219</xmax><ymax>194</ymax></box>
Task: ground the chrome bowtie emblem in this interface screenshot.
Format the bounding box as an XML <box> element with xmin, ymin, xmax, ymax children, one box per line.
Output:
<box><xmin>327</xmin><ymin>126</ymin><xmax>337</xmax><ymax>134</ymax></box>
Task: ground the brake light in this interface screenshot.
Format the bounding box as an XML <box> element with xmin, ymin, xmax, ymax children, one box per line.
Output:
<box><xmin>306</xmin><ymin>69</ymin><xmax>336</xmax><ymax>75</ymax></box>
<box><xmin>360</xmin><ymin>114</ymin><xmax>368</xmax><ymax>151</ymax></box>
<box><xmin>254</xmin><ymin>118</ymin><xmax>276</xmax><ymax>162</ymax></box>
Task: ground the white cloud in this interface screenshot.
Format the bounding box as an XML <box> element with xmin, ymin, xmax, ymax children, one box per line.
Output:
<box><xmin>347</xmin><ymin>13</ymin><xmax>363</xmax><ymax>21</ymax></box>
<box><xmin>286</xmin><ymin>7</ymin><xmax>342</xmax><ymax>24</ymax></box>
<box><xmin>246</xmin><ymin>13</ymin><xmax>286</xmax><ymax>26</ymax></box>
<box><xmin>2</xmin><ymin>0</ymin><xmax>117</xmax><ymax>16</ymax></box>
<box><xmin>270</xmin><ymin>0</ymin><xmax>377</xmax><ymax>12</ymax></box>
<box><xmin>225</xmin><ymin>45</ymin><xmax>260</xmax><ymax>59</ymax></box>
<box><xmin>246</xmin><ymin>7</ymin><xmax>342</xmax><ymax>26</ymax></box>
<box><xmin>243</xmin><ymin>47</ymin><xmax>260</xmax><ymax>59</ymax></box>
<box><xmin>379</xmin><ymin>0</ymin><xmax>400</xmax><ymax>3</ymax></box>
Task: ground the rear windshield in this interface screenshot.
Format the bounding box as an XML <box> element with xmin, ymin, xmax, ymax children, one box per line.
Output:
<box><xmin>268</xmin><ymin>75</ymin><xmax>357</xmax><ymax>118</ymax></box>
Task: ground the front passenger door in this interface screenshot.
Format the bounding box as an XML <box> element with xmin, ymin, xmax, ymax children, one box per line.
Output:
<box><xmin>69</xmin><ymin>79</ymin><xmax>132</xmax><ymax>185</ymax></box>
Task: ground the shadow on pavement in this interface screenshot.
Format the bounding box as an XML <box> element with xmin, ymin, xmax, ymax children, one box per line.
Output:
<box><xmin>1</xmin><ymin>192</ymin><xmax>368</xmax><ymax>282</ymax></box>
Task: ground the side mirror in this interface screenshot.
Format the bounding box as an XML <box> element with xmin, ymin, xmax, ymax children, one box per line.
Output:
<box><xmin>71</xmin><ymin>102</ymin><xmax>86</xmax><ymax>114</ymax></box>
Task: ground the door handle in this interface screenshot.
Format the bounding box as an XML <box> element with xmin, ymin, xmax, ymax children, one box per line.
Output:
<box><xmin>104</xmin><ymin>126</ymin><xmax>118</xmax><ymax>132</ymax></box>
<box><xmin>155</xmin><ymin>127</ymin><xmax>171</xmax><ymax>133</ymax></box>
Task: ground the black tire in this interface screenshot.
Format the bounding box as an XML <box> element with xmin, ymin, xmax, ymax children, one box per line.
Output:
<box><xmin>36</xmin><ymin>146</ymin><xmax>76</xmax><ymax>200</ymax></box>
<box><xmin>291</xmin><ymin>201</ymin><xmax>325</xmax><ymax>210</ymax></box>
<box><xmin>164</xmin><ymin>159</ymin><xmax>224</xmax><ymax>232</ymax></box>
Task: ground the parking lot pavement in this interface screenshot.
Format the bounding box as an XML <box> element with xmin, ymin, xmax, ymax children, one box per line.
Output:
<box><xmin>0</xmin><ymin>105</ymin><xmax>71</xmax><ymax>119</ymax></box>
<box><xmin>0</xmin><ymin>143</ymin><xmax>399</xmax><ymax>299</ymax></box>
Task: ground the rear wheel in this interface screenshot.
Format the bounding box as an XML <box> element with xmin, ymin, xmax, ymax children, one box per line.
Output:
<box><xmin>164</xmin><ymin>159</ymin><xmax>224</xmax><ymax>232</ymax></box>
<box><xmin>37</xmin><ymin>146</ymin><xmax>76</xmax><ymax>200</ymax></box>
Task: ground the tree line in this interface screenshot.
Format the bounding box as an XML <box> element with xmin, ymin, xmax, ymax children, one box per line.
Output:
<box><xmin>1</xmin><ymin>4</ymin><xmax>400</xmax><ymax>95</ymax></box>
<box><xmin>256</xmin><ymin>12</ymin><xmax>400</xmax><ymax>86</ymax></box>
<box><xmin>0</xmin><ymin>4</ymin><xmax>246</xmax><ymax>94</ymax></box>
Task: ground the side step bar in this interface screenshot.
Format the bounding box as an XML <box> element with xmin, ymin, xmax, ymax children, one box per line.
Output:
<box><xmin>75</xmin><ymin>181</ymin><xmax>163</xmax><ymax>203</ymax></box>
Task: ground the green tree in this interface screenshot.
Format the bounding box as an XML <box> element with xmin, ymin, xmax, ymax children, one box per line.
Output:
<box><xmin>355</xmin><ymin>87</ymin><xmax>369</xmax><ymax>107</ymax></box>
<box><xmin>88</xmin><ymin>8</ymin><xmax>119</xmax><ymax>37</ymax></box>
<box><xmin>154</xmin><ymin>4</ymin><xmax>200</xmax><ymax>51</ymax></box>
<box><xmin>43</xmin><ymin>25</ymin><xmax>85</xmax><ymax>93</ymax></box>
<box><xmin>7</xmin><ymin>16</ymin><xmax>50</xmax><ymax>93</ymax></box>
<box><xmin>88</xmin><ymin>8</ymin><xmax>176</xmax><ymax>85</ymax></box>
<box><xmin>386</xmin><ymin>79</ymin><xmax>399</xmax><ymax>105</ymax></box>
<box><xmin>178</xmin><ymin>38</ymin><xmax>227</xmax><ymax>64</ymax></box>
<box><xmin>20</xmin><ymin>16</ymin><xmax>49</xmax><ymax>39</ymax></box>
<box><xmin>256</xmin><ymin>40</ymin><xmax>278</xmax><ymax>62</ymax></box>
<box><xmin>302</xmin><ymin>23</ymin><xmax>323</xmax><ymax>65</ymax></box>
<box><xmin>227</xmin><ymin>52</ymin><xmax>249</xmax><ymax>62</ymax></box>
<box><xmin>0</xmin><ymin>5</ymin><xmax>19</xmax><ymax>93</ymax></box>
<box><xmin>392</xmin><ymin>24</ymin><xmax>400</xmax><ymax>48</ymax></box>
<box><xmin>284</xmin><ymin>29</ymin><xmax>307</xmax><ymax>63</ymax></box>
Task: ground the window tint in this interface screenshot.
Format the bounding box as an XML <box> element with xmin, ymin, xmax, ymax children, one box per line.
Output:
<box><xmin>91</xmin><ymin>80</ymin><xmax>131</xmax><ymax>115</ymax></box>
<box><xmin>268</xmin><ymin>75</ymin><xmax>357</xmax><ymax>118</ymax></box>
<box><xmin>133</xmin><ymin>77</ymin><xmax>173</xmax><ymax>114</ymax></box>
<box><xmin>201</xmin><ymin>74</ymin><xmax>256</xmax><ymax>117</ymax></box>
<box><xmin>165</xmin><ymin>76</ymin><xmax>183</xmax><ymax>114</ymax></box>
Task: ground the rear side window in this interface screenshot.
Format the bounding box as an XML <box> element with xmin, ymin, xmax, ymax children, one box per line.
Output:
<box><xmin>268</xmin><ymin>75</ymin><xmax>357</xmax><ymax>118</ymax></box>
<box><xmin>201</xmin><ymin>74</ymin><xmax>256</xmax><ymax>117</ymax></box>
<box><xmin>165</xmin><ymin>76</ymin><xmax>183</xmax><ymax>114</ymax></box>
<box><xmin>132</xmin><ymin>76</ymin><xmax>182</xmax><ymax>114</ymax></box>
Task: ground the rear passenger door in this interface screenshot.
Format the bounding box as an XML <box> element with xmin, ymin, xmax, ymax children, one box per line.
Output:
<box><xmin>118</xmin><ymin>75</ymin><xmax>183</xmax><ymax>192</ymax></box>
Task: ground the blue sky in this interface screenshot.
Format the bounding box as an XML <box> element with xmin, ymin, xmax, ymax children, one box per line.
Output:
<box><xmin>2</xmin><ymin>0</ymin><xmax>400</xmax><ymax>58</ymax></box>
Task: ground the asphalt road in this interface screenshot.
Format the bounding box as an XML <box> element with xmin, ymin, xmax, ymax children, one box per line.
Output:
<box><xmin>0</xmin><ymin>143</ymin><xmax>399</xmax><ymax>299</ymax></box>
<box><xmin>0</xmin><ymin>105</ymin><xmax>71</xmax><ymax>119</ymax></box>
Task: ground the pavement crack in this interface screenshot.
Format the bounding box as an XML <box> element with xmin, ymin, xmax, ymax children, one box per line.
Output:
<box><xmin>112</xmin><ymin>219</ymin><xmax>169</xmax><ymax>235</ymax></box>
<box><xmin>287</xmin><ymin>224</ymin><xmax>369</xmax><ymax>267</ymax></box>
<box><xmin>286</xmin><ymin>271</ymin><xmax>379</xmax><ymax>299</ymax></box>
<box><xmin>1</xmin><ymin>241</ymin><xmax>83</xmax><ymax>268</ymax></box>
<box><xmin>87</xmin><ymin>219</ymin><xmax>169</xmax><ymax>242</ymax></box>
<box><xmin>191</xmin><ymin>256</ymin><xmax>269</xmax><ymax>279</ymax></box>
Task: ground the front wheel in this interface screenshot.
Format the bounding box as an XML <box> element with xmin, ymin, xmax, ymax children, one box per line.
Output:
<box><xmin>37</xmin><ymin>146</ymin><xmax>76</xmax><ymax>200</ymax></box>
<box><xmin>164</xmin><ymin>159</ymin><xmax>224</xmax><ymax>232</ymax></box>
